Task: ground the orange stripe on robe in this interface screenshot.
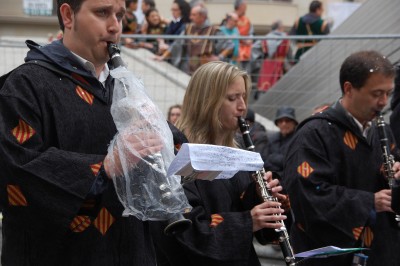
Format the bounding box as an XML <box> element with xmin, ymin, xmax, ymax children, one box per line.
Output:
<box><xmin>297</xmin><ymin>161</ymin><xmax>314</xmax><ymax>178</ymax></box>
<box><xmin>76</xmin><ymin>86</ymin><xmax>94</xmax><ymax>105</ymax></box>
<box><xmin>93</xmin><ymin>208</ymin><xmax>115</xmax><ymax>235</ymax></box>
<box><xmin>90</xmin><ymin>162</ymin><xmax>103</xmax><ymax>176</ymax></box>
<box><xmin>70</xmin><ymin>216</ymin><xmax>91</xmax><ymax>233</ymax></box>
<box><xmin>209</xmin><ymin>214</ymin><xmax>224</xmax><ymax>228</ymax></box>
<box><xmin>343</xmin><ymin>131</ymin><xmax>358</xmax><ymax>150</ymax></box>
<box><xmin>11</xmin><ymin>119</ymin><xmax>36</xmax><ymax>144</ymax></box>
<box><xmin>7</xmin><ymin>185</ymin><xmax>28</xmax><ymax>206</ymax></box>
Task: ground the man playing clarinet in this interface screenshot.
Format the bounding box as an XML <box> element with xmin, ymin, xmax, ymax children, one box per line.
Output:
<box><xmin>283</xmin><ymin>50</ymin><xmax>400</xmax><ymax>266</ymax></box>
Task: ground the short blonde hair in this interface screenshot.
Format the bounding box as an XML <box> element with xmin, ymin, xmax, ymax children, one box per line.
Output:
<box><xmin>177</xmin><ymin>61</ymin><xmax>251</xmax><ymax>147</ymax></box>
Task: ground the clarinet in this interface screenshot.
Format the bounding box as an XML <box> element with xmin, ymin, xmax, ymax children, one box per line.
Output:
<box><xmin>375</xmin><ymin>112</ymin><xmax>400</xmax><ymax>225</ymax></box>
<box><xmin>238</xmin><ymin>117</ymin><xmax>296</xmax><ymax>266</ymax></box>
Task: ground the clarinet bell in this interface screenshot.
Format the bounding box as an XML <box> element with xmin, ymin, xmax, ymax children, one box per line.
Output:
<box><xmin>164</xmin><ymin>213</ymin><xmax>192</xmax><ymax>236</ymax></box>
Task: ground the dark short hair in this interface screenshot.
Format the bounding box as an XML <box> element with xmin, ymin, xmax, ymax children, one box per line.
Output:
<box><xmin>339</xmin><ymin>50</ymin><xmax>395</xmax><ymax>93</ymax></box>
<box><xmin>309</xmin><ymin>0</ymin><xmax>322</xmax><ymax>13</ymax></box>
<box><xmin>57</xmin><ymin>0</ymin><xmax>85</xmax><ymax>31</ymax></box>
<box><xmin>126</xmin><ymin>0</ymin><xmax>138</xmax><ymax>6</ymax></box>
<box><xmin>143</xmin><ymin>0</ymin><xmax>155</xmax><ymax>8</ymax></box>
<box><xmin>271</xmin><ymin>20</ymin><xmax>282</xmax><ymax>31</ymax></box>
<box><xmin>234</xmin><ymin>0</ymin><xmax>244</xmax><ymax>10</ymax></box>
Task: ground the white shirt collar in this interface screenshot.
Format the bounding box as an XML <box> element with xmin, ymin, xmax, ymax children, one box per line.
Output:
<box><xmin>70</xmin><ymin>51</ymin><xmax>109</xmax><ymax>86</ymax></box>
<box><xmin>172</xmin><ymin>17</ymin><xmax>182</xmax><ymax>23</ymax></box>
<box><xmin>347</xmin><ymin>112</ymin><xmax>372</xmax><ymax>138</ymax></box>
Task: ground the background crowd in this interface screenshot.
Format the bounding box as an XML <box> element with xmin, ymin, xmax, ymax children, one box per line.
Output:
<box><xmin>120</xmin><ymin>0</ymin><xmax>330</xmax><ymax>90</ymax></box>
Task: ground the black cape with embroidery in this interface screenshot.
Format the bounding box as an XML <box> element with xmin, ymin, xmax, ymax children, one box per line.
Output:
<box><xmin>283</xmin><ymin>101</ymin><xmax>400</xmax><ymax>266</ymax></box>
<box><xmin>0</xmin><ymin>40</ymin><xmax>155</xmax><ymax>265</ymax></box>
<box><xmin>151</xmin><ymin>132</ymin><xmax>278</xmax><ymax>266</ymax></box>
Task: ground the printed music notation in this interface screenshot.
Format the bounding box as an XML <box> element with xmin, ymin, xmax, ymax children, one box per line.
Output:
<box><xmin>167</xmin><ymin>143</ymin><xmax>264</xmax><ymax>181</ymax></box>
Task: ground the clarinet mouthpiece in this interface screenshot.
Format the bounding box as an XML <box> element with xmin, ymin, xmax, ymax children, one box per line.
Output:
<box><xmin>107</xmin><ymin>42</ymin><xmax>125</xmax><ymax>68</ymax></box>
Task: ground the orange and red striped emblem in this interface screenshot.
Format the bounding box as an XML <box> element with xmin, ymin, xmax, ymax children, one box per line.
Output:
<box><xmin>76</xmin><ymin>86</ymin><xmax>94</xmax><ymax>105</ymax></box>
<box><xmin>11</xmin><ymin>119</ymin><xmax>36</xmax><ymax>144</ymax></box>
<box><xmin>70</xmin><ymin>216</ymin><xmax>91</xmax><ymax>233</ymax></box>
<box><xmin>352</xmin><ymin>226</ymin><xmax>364</xmax><ymax>240</ymax></box>
<box><xmin>93</xmin><ymin>208</ymin><xmax>115</xmax><ymax>235</ymax></box>
<box><xmin>90</xmin><ymin>162</ymin><xmax>102</xmax><ymax>176</ymax></box>
<box><xmin>7</xmin><ymin>185</ymin><xmax>28</xmax><ymax>206</ymax></box>
<box><xmin>361</xmin><ymin>227</ymin><xmax>373</xmax><ymax>247</ymax></box>
<box><xmin>343</xmin><ymin>131</ymin><xmax>358</xmax><ymax>150</ymax></box>
<box><xmin>209</xmin><ymin>213</ymin><xmax>224</xmax><ymax>228</ymax></box>
<box><xmin>297</xmin><ymin>161</ymin><xmax>314</xmax><ymax>178</ymax></box>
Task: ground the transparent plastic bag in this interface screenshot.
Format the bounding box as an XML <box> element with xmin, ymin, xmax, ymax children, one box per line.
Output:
<box><xmin>107</xmin><ymin>66</ymin><xmax>191</xmax><ymax>221</ymax></box>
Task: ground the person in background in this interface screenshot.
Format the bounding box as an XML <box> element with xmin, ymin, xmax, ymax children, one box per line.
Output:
<box><xmin>137</xmin><ymin>8</ymin><xmax>167</xmax><ymax>54</ymax></box>
<box><xmin>291</xmin><ymin>0</ymin><xmax>329</xmax><ymax>63</ymax></box>
<box><xmin>155</xmin><ymin>4</ymin><xmax>233</xmax><ymax>75</ymax></box>
<box><xmin>165</xmin><ymin>0</ymin><xmax>191</xmax><ymax>37</ymax></box>
<box><xmin>390</xmin><ymin>64</ymin><xmax>400</xmax><ymax>146</ymax></box>
<box><xmin>234</xmin><ymin>0</ymin><xmax>253</xmax><ymax>71</ymax></box>
<box><xmin>167</xmin><ymin>104</ymin><xmax>182</xmax><ymax>125</ymax></box>
<box><xmin>283</xmin><ymin>50</ymin><xmax>400</xmax><ymax>266</ymax></box>
<box><xmin>0</xmin><ymin>0</ymin><xmax>161</xmax><ymax>264</ymax></box>
<box><xmin>264</xmin><ymin>106</ymin><xmax>298</xmax><ymax>177</ymax></box>
<box><xmin>219</xmin><ymin>12</ymin><xmax>240</xmax><ymax>65</ymax></box>
<box><xmin>138</xmin><ymin>0</ymin><xmax>155</xmax><ymax>33</ymax></box>
<box><xmin>151</xmin><ymin>61</ymin><xmax>288</xmax><ymax>266</ymax></box>
<box><xmin>158</xmin><ymin>0</ymin><xmax>192</xmax><ymax>56</ymax></box>
<box><xmin>256</xmin><ymin>20</ymin><xmax>291</xmax><ymax>92</ymax></box>
<box><xmin>122</xmin><ymin>0</ymin><xmax>138</xmax><ymax>48</ymax></box>
<box><xmin>390</xmin><ymin>64</ymin><xmax>400</xmax><ymax>215</ymax></box>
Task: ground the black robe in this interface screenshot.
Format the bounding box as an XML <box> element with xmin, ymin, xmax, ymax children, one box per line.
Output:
<box><xmin>151</xmin><ymin>133</ymin><xmax>278</xmax><ymax>266</ymax></box>
<box><xmin>0</xmin><ymin>40</ymin><xmax>155</xmax><ymax>265</ymax></box>
<box><xmin>283</xmin><ymin>100</ymin><xmax>400</xmax><ymax>266</ymax></box>
<box><xmin>390</xmin><ymin>64</ymin><xmax>400</xmax><ymax>214</ymax></box>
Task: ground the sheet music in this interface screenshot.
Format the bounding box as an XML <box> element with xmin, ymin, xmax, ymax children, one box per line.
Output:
<box><xmin>167</xmin><ymin>143</ymin><xmax>264</xmax><ymax>181</ymax></box>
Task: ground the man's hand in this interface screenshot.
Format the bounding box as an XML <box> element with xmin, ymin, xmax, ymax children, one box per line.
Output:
<box><xmin>375</xmin><ymin>189</ymin><xmax>393</xmax><ymax>212</ymax></box>
<box><xmin>104</xmin><ymin>131</ymin><xmax>163</xmax><ymax>179</ymax></box>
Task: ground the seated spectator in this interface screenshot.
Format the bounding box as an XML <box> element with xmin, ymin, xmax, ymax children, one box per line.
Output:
<box><xmin>155</xmin><ymin>4</ymin><xmax>234</xmax><ymax>75</ymax></box>
<box><xmin>158</xmin><ymin>0</ymin><xmax>192</xmax><ymax>56</ymax></box>
<box><xmin>138</xmin><ymin>0</ymin><xmax>156</xmax><ymax>33</ymax></box>
<box><xmin>166</xmin><ymin>0</ymin><xmax>191</xmax><ymax>37</ymax></box>
<box><xmin>132</xmin><ymin>8</ymin><xmax>167</xmax><ymax>55</ymax></box>
<box><xmin>219</xmin><ymin>12</ymin><xmax>240</xmax><ymax>65</ymax></box>
<box><xmin>122</xmin><ymin>0</ymin><xmax>139</xmax><ymax>48</ymax></box>
<box><xmin>234</xmin><ymin>0</ymin><xmax>253</xmax><ymax>72</ymax></box>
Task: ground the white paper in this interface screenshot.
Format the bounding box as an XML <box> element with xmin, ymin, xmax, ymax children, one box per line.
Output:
<box><xmin>167</xmin><ymin>143</ymin><xmax>264</xmax><ymax>181</ymax></box>
<box><xmin>295</xmin><ymin>246</ymin><xmax>367</xmax><ymax>258</ymax></box>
